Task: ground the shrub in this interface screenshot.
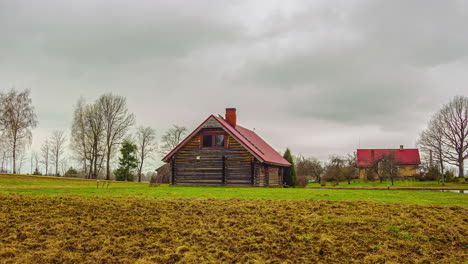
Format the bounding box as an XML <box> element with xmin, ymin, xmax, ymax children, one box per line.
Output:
<box><xmin>32</xmin><ymin>168</ymin><xmax>41</xmax><ymax>176</ymax></box>
<box><xmin>295</xmin><ymin>176</ymin><xmax>309</xmax><ymax>188</ymax></box>
<box><xmin>115</xmin><ymin>168</ymin><xmax>134</xmax><ymax>182</ymax></box>
<box><xmin>320</xmin><ymin>181</ymin><xmax>326</xmax><ymax>187</ymax></box>
<box><xmin>365</xmin><ymin>170</ymin><xmax>377</xmax><ymax>181</ymax></box>
<box><xmin>149</xmin><ymin>175</ymin><xmax>160</xmax><ymax>187</ymax></box>
<box><xmin>421</xmin><ymin>166</ymin><xmax>440</xmax><ymax>181</ymax></box>
<box><xmin>444</xmin><ymin>171</ymin><xmax>455</xmax><ymax>182</ymax></box>
<box><xmin>64</xmin><ymin>167</ymin><xmax>78</xmax><ymax>177</ymax></box>
<box><xmin>452</xmin><ymin>177</ymin><xmax>466</xmax><ymax>183</ymax></box>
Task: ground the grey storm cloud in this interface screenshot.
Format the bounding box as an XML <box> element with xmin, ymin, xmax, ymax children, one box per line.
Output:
<box><xmin>0</xmin><ymin>0</ymin><xmax>467</xmax><ymax>164</ymax></box>
<box><xmin>0</xmin><ymin>0</ymin><xmax>246</xmax><ymax>65</ymax></box>
<box><xmin>237</xmin><ymin>0</ymin><xmax>468</xmax><ymax>126</ymax></box>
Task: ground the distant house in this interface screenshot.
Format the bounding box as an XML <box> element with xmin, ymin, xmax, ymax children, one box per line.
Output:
<box><xmin>356</xmin><ymin>146</ymin><xmax>421</xmax><ymax>179</ymax></box>
<box><xmin>161</xmin><ymin>108</ymin><xmax>291</xmax><ymax>186</ymax></box>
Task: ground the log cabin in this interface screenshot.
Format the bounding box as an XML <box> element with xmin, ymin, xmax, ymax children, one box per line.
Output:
<box><xmin>356</xmin><ymin>146</ymin><xmax>421</xmax><ymax>179</ymax></box>
<box><xmin>161</xmin><ymin>108</ymin><xmax>291</xmax><ymax>186</ymax></box>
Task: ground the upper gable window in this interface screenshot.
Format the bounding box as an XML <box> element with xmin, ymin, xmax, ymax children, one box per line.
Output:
<box><xmin>202</xmin><ymin>133</ymin><xmax>226</xmax><ymax>148</ymax></box>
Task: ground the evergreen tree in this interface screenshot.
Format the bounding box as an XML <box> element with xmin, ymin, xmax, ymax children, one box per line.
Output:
<box><xmin>32</xmin><ymin>168</ymin><xmax>41</xmax><ymax>176</ymax></box>
<box><xmin>115</xmin><ymin>140</ymin><xmax>138</xmax><ymax>181</ymax></box>
<box><xmin>283</xmin><ymin>148</ymin><xmax>297</xmax><ymax>187</ymax></box>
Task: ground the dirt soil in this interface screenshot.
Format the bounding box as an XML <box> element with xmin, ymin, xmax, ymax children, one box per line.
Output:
<box><xmin>0</xmin><ymin>194</ymin><xmax>466</xmax><ymax>263</ymax></box>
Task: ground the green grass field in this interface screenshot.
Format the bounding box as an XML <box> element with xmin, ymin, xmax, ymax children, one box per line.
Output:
<box><xmin>1</xmin><ymin>174</ymin><xmax>466</xmax><ymax>263</ymax></box>
<box><xmin>1</xmin><ymin>174</ymin><xmax>466</xmax><ymax>207</ymax></box>
<box><xmin>307</xmin><ymin>178</ymin><xmax>468</xmax><ymax>189</ymax></box>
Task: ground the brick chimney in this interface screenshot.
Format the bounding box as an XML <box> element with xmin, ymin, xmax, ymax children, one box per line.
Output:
<box><xmin>400</xmin><ymin>145</ymin><xmax>404</xmax><ymax>151</ymax></box>
<box><xmin>225</xmin><ymin>108</ymin><xmax>237</xmax><ymax>127</ymax></box>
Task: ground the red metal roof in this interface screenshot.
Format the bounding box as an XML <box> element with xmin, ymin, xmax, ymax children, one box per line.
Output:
<box><xmin>213</xmin><ymin>116</ymin><xmax>291</xmax><ymax>166</ymax></box>
<box><xmin>356</xmin><ymin>149</ymin><xmax>421</xmax><ymax>167</ymax></box>
<box><xmin>162</xmin><ymin>115</ymin><xmax>291</xmax><ymax>166</ymax></box>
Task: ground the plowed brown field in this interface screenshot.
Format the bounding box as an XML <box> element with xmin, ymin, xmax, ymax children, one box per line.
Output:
<box><xmin>0</xmin><ymin>193</ymin><xmax>466</xmax><ymax>263</ymax></box>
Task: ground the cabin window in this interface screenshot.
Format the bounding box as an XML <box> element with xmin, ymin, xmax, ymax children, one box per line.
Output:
<box><xmin>215</xmin><ymin>135</ymin><xmax>225</xmax><ymax>147</ymax></box>
<box><xmin>203</xmin><ymin>135</ymin><xmax>213</xmax><ymax>147</ymax></box>
<box><xmin>201</xmin><ymin>133</ymin><xmax>226</xmax><ymax>148</ymax></box>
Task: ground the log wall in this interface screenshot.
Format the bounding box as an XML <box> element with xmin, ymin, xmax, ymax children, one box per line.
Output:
<box><xmin>252</xmin><ymin>163</ymin><xmax>282</xmax><ymax>187</ymax></box>
<box><xmin>268</xmin><ymin>166</ymin><xmax>280</xmax><ymax>186</ymax></box>
<box><xmin>173</xmin><ymin>128</ymin><xmax>253</xmax><ymax>185</ymax></box>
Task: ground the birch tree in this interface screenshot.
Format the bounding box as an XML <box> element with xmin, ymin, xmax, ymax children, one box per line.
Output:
<box><xmin>70</xmin><ymin>98</ymin><xmax>90</xmax><ymax>177</ymax></box>
<box><xmin>160</xmin><ymin>125</ymin><xmax>188</xmax><ymax>155</ymax></box>
<box><xmin>0</xmin><ymin>89</ymin><xmax>37</xmax><ymax>174</ymax></box>
<box><xmin>98</xmin><ymin>94</ymin><xmax>135</xmax><ymax>180</ymax></box>
<box><xmin>33</xmin><ymin>151</ymin><xmax>40</xmax><ymax>174</ymax></box>
<box><xmin>135</xmin><ymin>126</ymin><xmax>157</xmax><ymax>182</ymax></box>
<box><xmin>0</xmin><ymin>135</ymin><xmax>10</xmax><ymax>173</ymax></box>
<box><xmin>41</xmin><ymin>138</ymin><xmax>50</xmax><ymax>175</ymax></box>
<box><xmin>50</xmin><ymin>130</ymin><xmax>67</xmax><ymax>176</ymax></box>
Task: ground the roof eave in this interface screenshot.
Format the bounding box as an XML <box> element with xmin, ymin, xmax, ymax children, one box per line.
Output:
<box><xmin>264</xmin><ymin>161</ymin><xmax>292</xmax><ymax>167</ymax></box>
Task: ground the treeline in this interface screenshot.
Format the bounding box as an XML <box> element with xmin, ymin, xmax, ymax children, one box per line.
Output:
<box><xmin>417</xmin><ymin>96</ymin><xmax>468</xmax><ymax>180</ymax></box>
<box><xmin>69</xmin><ymin>94</ymin><xmax>188</xmax><ymax>181</ymax></box>
<box><xmin>292</xmin><ymin>154</ymin><xmax>357</xmax><ymax>187</ymax></box>
<box><xmin>0</xmin><ymin>88</ymin><xmax>189</xmax><ymax>181</ymax></box>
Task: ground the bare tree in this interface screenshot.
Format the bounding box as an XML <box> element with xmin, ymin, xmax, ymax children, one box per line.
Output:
<box><xmin>30</xmin><ymin>150</ymin><xmax>34</xmax><ymax>174</ymax></box>
<box><xmin>98</xmin><ymin>94</ymin><xmax>135</xmax><ymax>180</ymax></box>
<box><xmin>50</xmin><ymin>130</ymin><xmax>67</xmax><ymax>176</ymax></box>
<box><xmin>295</xmin><ymin>155</ymin><xmax>324</xmax><ymax>183</ymax></box>
<box><xmin>380</xmin><ymin>153</ymin><xmax>399</xmax><ymax>185</ymax></box>
<box><xmin>33</xmin><ymin>151</ymin><xmax>40</xmax><ymax>174</ymax></box>
<box><xmin>417</xmin><ymin>115</ymin><xmax>446</xmax><ymax>183</ymax></box>
<box><xmin>0</xmin><ymin>89</ymin><xmax>38</xmax><ymax>174</ymax></box>
<box><xmin>370</xmin><ymin>153</ymin><xmax>399</xmax><ymax>184</ymax></box>
<box><xmin>160</xmin><ymin>125</ymin><xmax>188</xmax><ymax>155</ymax></box>
<box><xmin>70</xmin><ymin>97</ymin><xmax>90</xmax><ymax>177</ymax></box>
<box><xmin>41</xmin><ymin>138</ymin><xmax>51</xmax><ymax>175</ymax></box>
<box><xmin>437</xmin><ymin>96</ymin><xmax>468</xmax><ymax>178</ymax></box>
<box><xmin>17</xmin><ymin>150</ymin><xmax>27</xmax><ymax>174</ymax></box>
<box><xmin>309</xmin><ymin>159</ymin><xmax>324</xmax><ymax>184</ymax></box>
<box><xmin>135</xmin><ymin>126</ymin><xmax>157</xmax><ymax>182</ymax></box>
<box><xmin>1</xmin><ymin>151</ymin><xmax>8</xmax><ymax>173</ymax></box>
<box><xmin>0</xmin><ymin>135</ymin><xmax>10</xmax><ymax>173</ymax></box>
<box><xmin>84</xmin><ymin>103</ymin><xmax>106</xmax><ymax>179</ymax></box>
<box><xmin>323</xmin><ymin>155</ymin><xmax>345</xmax><ymax>185</ymax></box>
<box><xmin>60</xmin><ymin>158</ymin><xmax>69</xmax><ymax>176</ymax></box>
<box><xmin>343</xmin><ymin>153</ymin><xmax>357</xmax><ymax>184</ymax></box>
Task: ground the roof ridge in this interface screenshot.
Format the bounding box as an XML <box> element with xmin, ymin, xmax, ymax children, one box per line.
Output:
<box><xmin>233</xmin><ymin>125</ymin><xmax>265</xmax><ymax>155</ymax></box>
<box><xmin>357</xmin><ymin>148</ymin><xmax>418</xmax><ymax>150</ymax></box>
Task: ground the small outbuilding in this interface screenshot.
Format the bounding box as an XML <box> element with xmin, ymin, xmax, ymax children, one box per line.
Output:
<box><xmin>161</xmin><ymin>108</ymin><xmax>291</xmax><ymax>186</ymax></box>
<box><xmin>154</xmin><ymin>164</ymin><xmax>171</xmax><ymax>184</ymax></box>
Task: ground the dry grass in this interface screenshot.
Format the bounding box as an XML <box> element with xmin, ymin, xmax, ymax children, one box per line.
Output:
<box><xmin>0</xmin><ymin>193</ymin><xmax>466</xmax><ymax>263</ymax></box>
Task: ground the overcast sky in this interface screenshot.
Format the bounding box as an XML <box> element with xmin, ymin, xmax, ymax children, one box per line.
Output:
<box><xmin>1</xmin><ymin>0</ymin><xmax>468</xmax><ymax>170</ymax></box>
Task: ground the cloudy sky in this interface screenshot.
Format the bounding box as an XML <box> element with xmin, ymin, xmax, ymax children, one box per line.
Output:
<box><xmin>1</xmin><ymin>0</ymin><xmax>468</xmax><ymax>169</ymax></box>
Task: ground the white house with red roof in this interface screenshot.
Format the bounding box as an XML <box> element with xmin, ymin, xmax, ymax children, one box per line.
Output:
<box><xmin>162</xmin><ymin>108</ymin><xmax>291</xmax><ymax>186</ymax></box>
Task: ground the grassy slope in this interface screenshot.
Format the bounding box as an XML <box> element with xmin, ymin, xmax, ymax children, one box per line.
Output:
<box><xmin>1</xmin><ymin>174</ymin><xmax>466</xmax><ymax>207</ymax></box>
